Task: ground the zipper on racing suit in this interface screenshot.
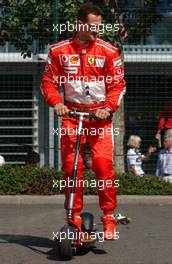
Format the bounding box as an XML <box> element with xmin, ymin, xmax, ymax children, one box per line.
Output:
<box><xmin>80</xmin><ymin>49</ymin><xmax>90</xmax><ymax>96</ymax></box>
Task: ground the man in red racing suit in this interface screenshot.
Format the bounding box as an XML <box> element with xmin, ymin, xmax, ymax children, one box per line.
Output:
<box><xmin>41</xmin><ymin>2</ymin><xmax>126</xmax><ymax>239</ymax></box>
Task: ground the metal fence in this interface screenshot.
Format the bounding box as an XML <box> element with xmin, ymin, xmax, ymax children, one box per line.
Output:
<box><xmin>0</xmin><ymin>1</ymin><xmax>172</xmax><ymax>175</ymax></box>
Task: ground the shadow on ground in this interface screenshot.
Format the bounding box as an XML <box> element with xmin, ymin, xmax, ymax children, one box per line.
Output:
<box><xmin>0</xmin><ymin>234</ymin><xmax>106</xmax><ymax>261</ymax></box>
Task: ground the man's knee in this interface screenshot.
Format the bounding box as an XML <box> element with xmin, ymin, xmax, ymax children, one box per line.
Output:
<box><xmin>92</xmin><ymin>157</ymin><xmax>115</xmax><ymax>178</ymax></box>
<box><xmin>62</xmin><ymin>160</ymin><xmax>84</xmax><ymax>177</ymax></box>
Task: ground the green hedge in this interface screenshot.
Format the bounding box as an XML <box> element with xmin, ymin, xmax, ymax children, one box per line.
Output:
<box><xmin>0</xmin><ymin>165</ymin><xmax>172</xmax><ymax>195</ymax></box>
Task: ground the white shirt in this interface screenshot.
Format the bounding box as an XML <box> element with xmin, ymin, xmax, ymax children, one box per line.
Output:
<box><xmin>156</xmin><ymin>148</ymin><xmax>172</xmax><ymax>176</ymax></box>
<box><xmin>127</xmin><ymin>148</ymin><xmax>144</xmax><ymax>176</ymax></box>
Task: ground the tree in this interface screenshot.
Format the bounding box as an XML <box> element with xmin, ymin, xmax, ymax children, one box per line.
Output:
<box><xmin>0</xmin><ymin>0</ymin><xmax>52</xmax><ymax>57</ymax></box>
<box><xmin>0</xmin><ymin>0</ymin><xmax>85</xmax><ymax>57</ymax></box>
<box><xmin>0</xmin><ymin>0</ymin><xmax>162</xmax><ymax>56</ymax></box>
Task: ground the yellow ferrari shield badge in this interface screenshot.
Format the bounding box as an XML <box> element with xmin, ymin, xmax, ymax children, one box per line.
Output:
<box><xmin>88</xmin><ymin>56</ymin><xmax>95</xmax><ymax>64</ymax></box>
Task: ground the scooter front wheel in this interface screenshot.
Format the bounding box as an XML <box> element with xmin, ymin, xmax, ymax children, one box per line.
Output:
<box><xmin>58</xmin><ymin>225</ymin><xmax>75</xmax><ymax>260</ymax></box>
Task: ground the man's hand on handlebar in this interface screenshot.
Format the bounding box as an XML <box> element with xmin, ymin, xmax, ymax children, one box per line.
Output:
<box><xmin>54</xmin><ymin>104</ymin><xmax>111</xmax><ymax>119</ymax></box>
<box><xmin>95</xmin><ymin>109</ymin><xmax>111</xmax><ymax>120</ymax></box>
<box><xmin>54</xmin><ymin>103</ymin><xmax>69</xmax><ymax>116</ymax></box>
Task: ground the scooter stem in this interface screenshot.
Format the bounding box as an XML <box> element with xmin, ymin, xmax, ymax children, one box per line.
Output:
<box><xmin>68</xmin><ymin>115</ymin><xmax>84</xmax><ymax>218</ymax></box>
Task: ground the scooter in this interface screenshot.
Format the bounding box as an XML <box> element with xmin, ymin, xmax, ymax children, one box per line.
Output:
<box><xmin>57</xmin><ymin>111</ymin><xmax>98</xmax><ymax>260</ymax></box>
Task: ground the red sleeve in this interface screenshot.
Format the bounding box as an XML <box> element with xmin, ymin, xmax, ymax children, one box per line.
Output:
<box><xmin>158</xmin><ymin>103</ymin><xmax>171</xmax><ymax>130</ymax></box>
<box><xmin>40</xmin><ymin>48</ymin><xmax>63</xmax><ymax>107</ymax></box>
<box><xmin>104</xmin><ymin>48</ymin><xmax>126</xmax><ymax>112</ymax></box>
<box><xmin>158</xmin><ymin>116</ymin><xmax>165</xmax><ymax>130</ymax></box>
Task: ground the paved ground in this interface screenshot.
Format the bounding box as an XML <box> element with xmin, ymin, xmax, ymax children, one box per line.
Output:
<box><xmin>0</xmin><ymin>203</ymin><xmax>172</xmax><ymax>264</ymax></box>
<box><xmin>1</xmin><ymin>195</ymin><xmax>172</xmax><ymax>205</ymax></box>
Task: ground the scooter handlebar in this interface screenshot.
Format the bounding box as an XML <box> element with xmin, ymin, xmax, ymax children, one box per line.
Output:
<box><xmin>68</xmin><ymin>110</ymin><xmax>95</xmax><ymax>119</ymax></box>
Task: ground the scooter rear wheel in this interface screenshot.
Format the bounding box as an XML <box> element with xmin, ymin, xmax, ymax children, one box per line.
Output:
<box><xmin>59</xmin><ymin>225</ymin><xmax>74</xmax><ymax>260</ymax></box>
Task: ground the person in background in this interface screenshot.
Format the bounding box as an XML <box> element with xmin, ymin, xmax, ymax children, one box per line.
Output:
<box><xmin>0</xmin><ymin>155</ymin><xmax>5</xmax><ymax>166</ymax></box>
<box><xmin>127</xmin><ymin>135</ymin><xmax>156</xmax><ymax>176</ymax></box>
<box><xmin>156</xmin><ymin>134</ymin><xmax>172</xmax><ymax>183</ymax></box>
<box><xmin>155</xmin><ymin>101</ymin><xmax>172</xmax><ymax>147</ymax></box>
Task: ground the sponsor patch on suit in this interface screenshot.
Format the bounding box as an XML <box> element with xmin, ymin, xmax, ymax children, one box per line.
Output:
<box><xmin>60</xmin><ymin>54</ymin><xmax>80</xmax><ymax>66</ymax></box>
<box><xmin>63</xmin><ymin>67</ymin><xmax>78</xmax><ymax>74</ymax></box>
<box><xmin>86</xmin><ymin>55</ymin><xmax>105</xmax><ymax>67</ymax></box>
<box><xmin>113</xmin><ymin>57</ymin><xmax>122</xmax><ymax>67</ymax></box>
